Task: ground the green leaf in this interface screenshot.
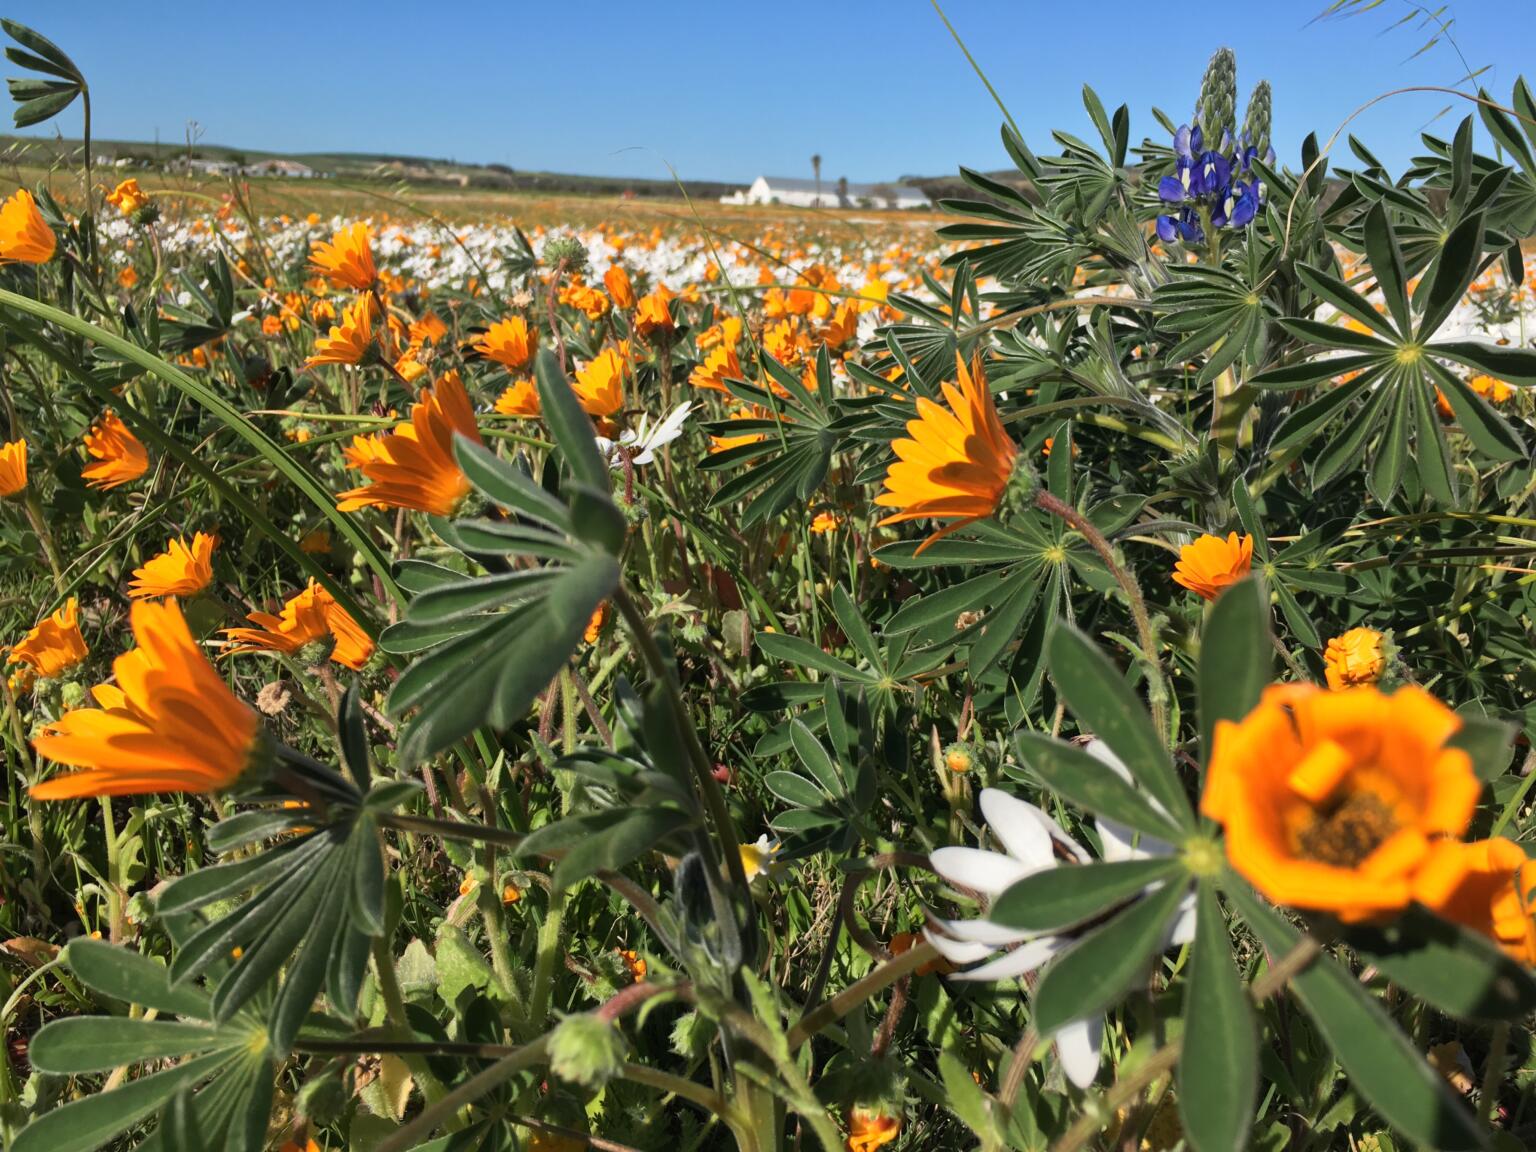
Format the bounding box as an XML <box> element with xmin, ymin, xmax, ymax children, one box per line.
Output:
<box><xmin>1362</xmin><ymin>202</ymin><xmax>1412</xmax><ymax>337</ymax></box>
<box><xmin>789</xmin><ymin>720</ymin><xmax>845</xmax><ymax>797</ymax></box>
<box><xmin>1228</xmin><ymin>884</ymin><xmax>1484</xmax><ymax>1150</ymax></box>
<box><xmin>1011</xmin><ymin>732</ymin><xmax>1182</xmax><ymax>840</ymax></box>
<box><xmin>1178</xmin><ymin>883</ymin><xmax>1257</xmax><ymax>1152</ymax></box>
<box><xmin>1350</xmin><ymin>907</ymin><xmax>1536</xmax><ymax>1021</ymax></box>
<box><xmin>990</xmin><ymin>857</ymin><xmax>1186</xmax><ymax>932</ymax></box>
<box><xmin>1047</xmin><ymin>625</ymin><xmax>1193</xmax><ymax>827</ymax></box>
<box><xmin>1415</xmin><ymin>210</ymin><xmax>1487</xmax><ymax>340</ymax></box>
<box><xmin>1197</xmin><ymin>576</ymin><xmax>1271</xmax><ymax>772</ymax></box>
<box><xmin>1433</xmin><ymin>339</ymin><xmax>1536</xmax><ymax>385</ymax></box>
<box><xmin>64</xmin><ymin>939</ymin><xmax>211</xmax><ymax>1018</ymax></box>
<box><xmin>534</xmin><ymin>347</ymin><xmax>610</xmax><ymax>491</ymax></box>
<box><xmin>452</xmin><ymin>437</ymin><xmax>569</xmax><ymax>527</ymax></box>
<box><xmin>1032</xmin><ymin>880</ymin><xmax>1187</xmax><ymax>1036</ymax></box>
<box><xmin>28</xmin><ymin>1019</ymin><xmax>225</xmax><ymax>1074</ymax></box>
<box><xmin>551</xmin><ymin>806</ymin><xmax>693</xmax><ymax>890</ymax></box>
<box><xmin>754</xmin><ymin>630</ymin><xmax>869</xmax><ymax>680</ymax></box>
<box><xmin>1448</xmin><ymin>712</ymin><xmax>1517</xmax><ymax>781</ymax></box>
<box><xmin>2</xmin><ymin>20</ymin><xmax>84</xmax><ymax>82</ymax></box>
<box><xmin>12</xmin><ymin>87</ymin><xmax>76</xmax><ymax>127</ymax></box>
<box><xmin>11</xmin><ymin>1048</ymin><xmax>232</xmax><ymax>1152</ymax></box>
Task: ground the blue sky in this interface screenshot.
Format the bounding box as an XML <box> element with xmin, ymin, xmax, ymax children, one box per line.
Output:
<box><xmin>3</xmin><ymin>1</ymin><xmax>1532</xmax><ymax>184</ymax></box>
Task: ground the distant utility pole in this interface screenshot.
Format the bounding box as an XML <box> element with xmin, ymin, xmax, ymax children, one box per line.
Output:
<box><xmin>811</xmin><ymin>153</ymin><xmax>822</xmax><ymax>206</ymax></box>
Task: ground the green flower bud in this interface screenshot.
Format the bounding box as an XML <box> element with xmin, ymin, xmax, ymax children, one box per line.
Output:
<box><xmin>547</xmin><ymin>1013</ymin><xmax>628</xmax><ymax>1090</ymax></box>
<box><xmin>1197</xmin><ymin>47</ymin><xmax>1238</xmax><ymax>147</ymax></box>
<box><xmin>999</xmin><ymin>454</ymin><xmax>1041</xmax><ymax>523</ymax></box>
<box><xmin>542</xmin><ymin>234</ymin><xmax>590</xmax><ymax>276</ymax></box>
<box><xmin>1242</xmin><ymin>80</ymin><xmax>1272</xmax><ymax>157</ymax></box>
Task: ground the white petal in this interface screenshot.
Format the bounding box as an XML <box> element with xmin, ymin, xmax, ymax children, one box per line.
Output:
<box><xmin>1056</xmin><ymin>1016</ymin><xmax>1104</xmax><ymax>1089</ymax></box>
<box><xmin>979</xmin><ymin>789</ymin><xmax>1056</xmax><ymax>866</ymax></box>
<box><xmin>923</xmin><ymin>930</ymin><xmax>996</xmax><ymax>966</ymax></box>
<box><xmin>1085</xmin><ymin>738</ymin><xmax>1131</xmax><ymax>781</ymax></box>
<box><xmin>1167</xmin><ymin>895</ymin><xmax>1198</xmax><ymax>947</ymax></box>
<box><xmin>950</xmin><ymin>936</ymin><xmax>1066</xmax><ymax>982</ymax></box>
<box><xmin>926</xmin><ymin>914</ymin><xmax>1033</xmax><ymax>947</ymax></box>
<box><xmin>1095</xmin><ymin>817</ymin><xmax>1173</xmax><ymax>862</ymax></box>
<box><xmin>930</xmin><ymin>846</ymin><xmax>1034</xmax><ymax>896</ymax></box>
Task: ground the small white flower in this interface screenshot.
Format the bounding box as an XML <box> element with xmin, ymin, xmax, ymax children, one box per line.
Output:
<box><xmin>594</xmin><ymin>401</ymin><xmax>692</xmax><ymax>468</ymax></box>
<box><xmin>924</xmin><ymin>740</ymin><xmax>1195</xmax><ymax>1089</ymax></box>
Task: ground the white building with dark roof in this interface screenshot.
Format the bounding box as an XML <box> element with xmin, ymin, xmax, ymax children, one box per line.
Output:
<box><xmin>720</xmin><ymin>175</ymin><xmax>930</xmax><ymax>210</ymax></box>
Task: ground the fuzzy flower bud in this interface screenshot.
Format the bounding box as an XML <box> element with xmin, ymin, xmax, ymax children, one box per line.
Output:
<box><xmin>1197</xmin><ymin>47</ymin><xmax>1238</xmax><ymax>148</ymax></box>
<box><xmin>547</xmin><ymin>1014</ymin><xmax>628</xmax><ymax>1090</ymax></box>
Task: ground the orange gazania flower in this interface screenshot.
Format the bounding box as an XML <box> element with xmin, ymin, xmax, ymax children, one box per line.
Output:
<box><xmin>633</xmin><ymin>286</ymin><xmax>676</xmax><ymax>340</ymax></box>
<box><xmin>223</xmin><ymin>579</ymin><xmax>374</xmax><ymax>671</ymax></box>
<box><xmin>408</xmin><ymin>311</ymin><xmax>448</xmax><ymax>348</ymax></box>
<box><xmin>604</xmin><ymin>264</ymin><xmax>635</xmax><ymax>309</ymax></box>
<box><xmin>819</xmin><ymin>299</ymin><xmax>860</xmax><ymax>349</ymax></box>
<box><xmin>337</xmin><ymin>371</ymin><xmax>483</xmax><ymax>516</ymax></box>
<box><xmin>1172</xmin><ymin>532</ymin><xmax>1253</xmax><ymax>601</ymax></box>
<box><xmin>874</xmin><ymin>354</ymin><xmax>1018</xmax><ymax>552</ymax></box>
<box><xmin>616</xmin><ymin>947</ymin><xmax>647</xmax><ymax>982</ymax></box>
<box><xmin>81</xmin><ymin>411</ymin><xmax>149</xmax><ymax>490</ymax></box>
<box><xmin>1469</xmin><ymin>373</ymin><xmax>1513</xmax><ymax>404</ymax></box>
<box><xmin>30</xmin><ymin>599</ymin><xmax>261</xmax><ymax>800</ymax></box>
<box><xmin>584</xmin><ymin>603</ymin><xmax>608</xmax><ymax>644</ymax></box>
<box><xmin>572</xmin><ymin>349</ymin><xmax>626</xmax><ymax>418</ymax></box>
<box><xmin>1201</xmin><ymin>683</ymin><xmax>1480</xmax><ymax>923</ymax></box>
<box><xmin>8</xmin><ymin>597</ymin><xmax>88</xmax><ymax>680</ymax></box>
<box><xmin>308</xmin><ymin>222</ymin><xmax>377</xmax><ymax>291</ymax></box>
<box><xmin>474</xmin><ymin>316</ymin><xmax>536</xmax><ymax>370</ymax></box>
<box><xmin>0</xmin><ymin>438</ymin><xmax>27</xmax><ymax>497</ymax></box>
<box><xmin>305</xmin><ymin>295</ymin><xmax>375</xmax><ymax>368</ymax></box>
<box><xmin>105</xmin><ymin>178</ymin><xmax>150</xmax><ymax>216</ymax></box>
<box><xmin>128</xmin><ymin>532</ymin><xmax>216</xmax><ymax>599</ymax></box>
<box><xmin>846</xmin><ymin>1105</ymin><xmax>901</xmax><ymax>1152</ymax></box>
<box><xmin>1324</xmin><ymin>627</ymin><xmax>1388</xmax><ymax>690</ymax></box>
<box><xmin>1413</xmin><ymin>837</ymin><xmax>1536</xmax><ymax>965</ymax></box>
<box><xmin>494</xmin><ymin>378</ymin><xmax>540</xmax><ymax>418</ymax></box>
<box><xmin>690</xmin><ymin>344</ymin><xmax>741</xmax><ymax>394</ymax></box>
<box><xmin>0</xmin><ymin>189</ymin><xmax>55</xmax><ymax>264</ymax></box>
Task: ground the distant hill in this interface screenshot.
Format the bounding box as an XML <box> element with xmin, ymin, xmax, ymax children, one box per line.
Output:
<box><xmin>0</xmin><ymin>133</ymin><xmax>746</xmax><ymax>201</ymax></box>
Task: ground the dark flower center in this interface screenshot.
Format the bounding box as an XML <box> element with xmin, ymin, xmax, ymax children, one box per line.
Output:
<box><xmin>1296</xmin><ymin>790</ymin><xmax>1396</xmax><ymax>868</ymax></box>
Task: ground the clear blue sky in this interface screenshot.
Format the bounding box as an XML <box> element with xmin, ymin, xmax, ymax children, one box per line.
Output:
<box><xmin>4</xmin><ymin>1</ymin><xmax>1532</xmax><ymax>183</ymax></box>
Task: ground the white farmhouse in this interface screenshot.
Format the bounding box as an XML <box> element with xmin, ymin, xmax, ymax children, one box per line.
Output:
<box><xmin>720</xmin><ymin>175</ymin><xmax>930</xmax><ymax>210</ymax></box>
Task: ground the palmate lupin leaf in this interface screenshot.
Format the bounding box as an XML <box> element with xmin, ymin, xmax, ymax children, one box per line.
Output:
<box><xmin>15</xmin><ymin>938</ymin><xmax>275</xmax><ymax>1152</ymax></box>
<box><xmin>698</xmin><ymin>345</ymin><xmax>847</xmax><ymax>527</ymax></box>
<box><xmin>382</xmin><ymin>349</ymin><xmax>621</xmax><ymax>765</ymax></box>
<box><xmin>153</xmin><ymin>747</ymin><xmax>405</xmax><ymax>1055</ymax></box>
<box><xmin>763</xmin><ymin>681</ymin><xmax>877</xmax><ymax>859</ymax></box>
<box><xmin>2</xmin><ymin>19</ymin><xmax>85</xmax><ymax>129</ymax></box>
<box><xmin>1255</xmin><ymin>201</ymin><xmax>1536</xmax><ymax>505</ymax></box>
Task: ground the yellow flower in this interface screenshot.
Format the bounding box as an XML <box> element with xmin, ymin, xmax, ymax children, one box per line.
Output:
<box><xmin>572</xmin><ymin>349</ymin><xmax>626</xmax><ymax>419</ymax></box>
<box><xmin>494</xmin><ymin>378</ymin><xmax>541</xmax><ymax>418</ymax></box>
<box><xmin>0</xmin><ymin>189</ymin><xmax>55</xmax><ymax>264</ymax></box>
<box><xmin>1172</xmin><ymin>532</ymin><xmax>1253</xmax><ymax>601</ymax></box>
<box><xmin>1324</xmin><ymin>627</ymin><xmax>1387</xmax><ymax>690</ymax></box>
<box><xmin>1201</xmin><ymin>683</ymin><xmax>1480</xmax><ymax>923</ymax></box>
<box><xmin>9</xmin><ymin>597</ymin><xmax>88</xmax><ymax>680</ymax></box>
<box><xmin>129</xmin><ymin>532</ymin><xmax>216</xmax><ymax>599</ymax></box>
<box><xmin>81</xmin><ymin>411</ymin><xmax>149</xmax><ymax>490</ymax></box>
<box><xmin>0</xmin><ymin>438</ymin><xmax>27</xmax><ymax>498</ymax></box>
<box><xmin>105</xmin><ymin>178</ymin><xmax>150</xmax><ymax>216</ymax></box>
<box><xmin>875</xmin><ymin>354</ymin><xmax>1018</xmax><ymax>553</ymax></box>
<box><xmin>337</xmin><ymin>372</ymin><xmax>483</xmax><ymax>516</ymax></box>
<box><xmin>308</xmin><ymin>222</ymin><xmax>377</xmax><ymax>291</ymax></box>
<box><xmin>473</xmin><ymin>316</ymin><xmax>536</xmax><ymax>370</ymax></box>
<box><xmin>31</xmin><ymin>599</ymin><xmax>261</xmax><ymax>800</ymax></box>
<box><xmin>223</xmin><ymin>579</ymin><xmax>375</xmax><ymax>671</ymax></box>
<box><xmin>305</xmin><ymin>295</ymin><xmax>375</xmax><ymax>368</ymax></box>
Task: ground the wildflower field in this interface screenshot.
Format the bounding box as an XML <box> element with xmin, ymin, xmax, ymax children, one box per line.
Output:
<box><xmin>7</xmin><ymin>15</ymin><xmax>1536</xmax><ymax>1152</ymax></box>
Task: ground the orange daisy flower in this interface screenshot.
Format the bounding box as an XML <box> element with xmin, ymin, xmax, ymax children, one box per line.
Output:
<box><xmin>572</xmin><ymin>348</ymin><xmax>626</xmax><ymax>419</ymax></box>
<box><xmin>874</xmin><ymin>354</ymin><xmax>1018</xmax><ymax>552</ymax></box>
<box><xmin>633</xmin><ymin>286</ymin><xmax>676</xmax><ymax>340</ymax></box>
<box><xmin>128</xmin><ymin>532</ymin><xmax>216</xmax><ymax>599</ymax></box>
<box><xmin>1413</xmin><ymin>837</ymin><xmax>1536</xmax><ymax>965</ymax></box>
<box><xmin>690</xmin><ymin>345</ymin><xmax>741</xmax><ymax>394</ymax></box>
<box><xmin>31</xmin><ymin>599</ymin><xmax>261</xmax><ymax>800</ymax></box>
<box><xmin>1172</xmin><ymin>532</ymin><xmax>1253</xmax><ymax>601</ymax></box>
<box><xmin>846</xmin><ymin>1105</ymin><xmax>901</xmax><ymax>1152</ymax></box>
<box><xmin>336</xmin><ymin>371</ymin><xmax>483</xmax><ymax>516</ymax></box>
<box><xmin>81</xmin><ymin>411</ymin><xmax>149</xmax><ymax>491</ymax></box>
<box><xmin>603</xmin><ymin>264</ymin><xmax>635</xmax><ymax>310</ymax></box>
<box><xmin>105</xmin><ymin>178</ymin><xmax>150</xmax><ymax>216</ymax></box>
<box><xmin>305</xmin><ymin>295</ymin><xmax>375</xmax><ymax>368</ymax></box>
<box><xmin>494</xmin><ymin>378</ymin><xmax>541</xmax><ymax>418</ymax></box>
<box><xmin>473</xmin><ymin>316</ymin><xmax>537</xmax><ymax>370</ymax></box>
<box><xmin>0</xmin><ymin>438</ymin><xmax>27</xmax><ymax>498</ymax></box>
<box><xmin>1323</xmin><ymin>627</ymin><xmax>1388</xmax><ymax>690</ymax></box>
<box><xmin>224</xmin><ymin>579</ymin><xmax>374</xmax><ymax>671</ymax></box>
<box><xmin>1201</xmin><ymin>683</ymin><xmax>1480</xmax><ymax>923</ymax></box>
<box><xmin>308</xmin><ymin>222</ymin><xmax>377</xmax><ymax>291</ymax></box>
<box><xmin>8</xmin><ymin>597</ymin><xmax>88</xmax><ymax>681</ymax></box>
<box><xmin>0</xmin><ymin>189</ymin><xmax>55</xmax><ymax>264</ymax></box>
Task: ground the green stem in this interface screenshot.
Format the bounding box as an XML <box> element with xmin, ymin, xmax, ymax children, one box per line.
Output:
<box><xmin>1480</xmin><ymin>1020</ymin><xmax>1510</xmax><ymax>1127</ymax></box>
<box><xmin>21</xmin><ymin>491</ymin><xmax>65</xmax><ymax>594</ymax></box>
<box><xmin>525</xmin><ymin>889</ymin><xmax>566</xmax><ymax>1034</ymax></box>
<box><xmin>370</xmin><ymin>935</ymin><xmax>449</xmax><ymax>1107</ymax></box>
